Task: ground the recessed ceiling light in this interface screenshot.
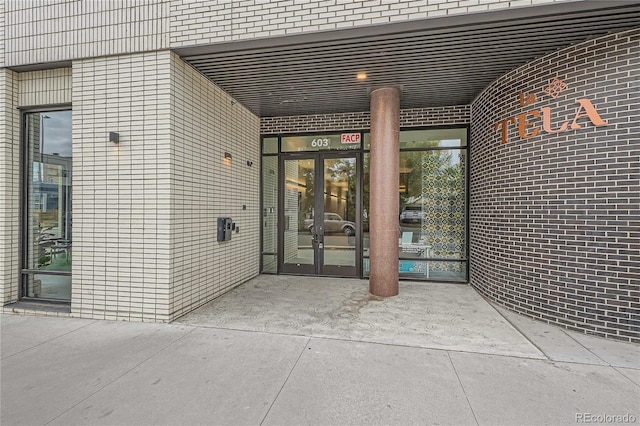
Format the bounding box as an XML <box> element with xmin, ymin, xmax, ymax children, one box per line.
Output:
<box><xmin>357</xmin><ymin>72</ymin><xmax>367</xmax><ymax>80</ymax></box>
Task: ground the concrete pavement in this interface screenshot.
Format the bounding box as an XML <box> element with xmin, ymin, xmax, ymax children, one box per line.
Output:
<box><xmin>1</xmin><ymin>276</ymin><xmax>639</xmax><ymax>426</ymax></box>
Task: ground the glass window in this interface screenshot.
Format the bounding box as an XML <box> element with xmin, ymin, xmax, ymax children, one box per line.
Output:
<box><xmin>364</xmin><ymin>129</ymin><xmax>468</xmax><ymax>282</ymax></box>
<box><xmin>262</xmin><ymin>156</ymin><xmax>278</xmax><ymax>273</ymax></box>
<box><xmin>23</xmin><ymin>110</ymin><xmax>73</xmax><ymax>300</ymax></box>
<box><xmin>266</xmin><ymin>127</ymin><xmax>467</xmax><ymax>282</ymax></box>
<box><xmin>282</xmin><ymin>133</ymin><xmax>361</xmax><ymax>152</ymax></box>
<box><xmin>282</xmin><ymin>158</ymin><xmax>315</xmax><ymax>267</ymax></box>
<box><xmin>364</xmin><ymin>128</ymin><xmax>467</xmax><ymax>150</ymax></box>
<box><xmin>322</xmin><ymin>157</ymin><xmax>357</xmax><ymax>270</ymax></box>
<box><xmin>263</xmin><ymin>137</ymin><xmax>278</xmax><ymax>154</ymax></box>
<box><xmin>363</xmin><ymin>260</ymin><xmax>466</xmax><ymax>281</ymax></box>
<box><xmin>262</xmin><ymin>254</ymin><xmax>277</xmax><ymax>274</ymax></box>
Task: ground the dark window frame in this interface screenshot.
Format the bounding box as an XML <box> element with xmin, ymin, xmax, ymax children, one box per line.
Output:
<box><xmin>260</xmin><ymin>124</ymin><xmax>470</xmax><ymax>282</ymax></box>
<box><xmin>20</xmin><ymin>105</ymin><xmax>73</xmax><ymax>302</ymax></box>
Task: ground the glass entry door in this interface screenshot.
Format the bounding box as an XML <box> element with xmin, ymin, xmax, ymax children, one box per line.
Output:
<box><xmin>281</xmin><ymin>153</ymin><xmax>359</xmax><ymax>276</ymax></box>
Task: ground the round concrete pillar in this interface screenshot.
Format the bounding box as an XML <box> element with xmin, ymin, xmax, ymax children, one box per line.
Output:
<box><xmin>369</xmin><ymin>87</ymin><xmax>400</xmax><ymax>297</ymax></box>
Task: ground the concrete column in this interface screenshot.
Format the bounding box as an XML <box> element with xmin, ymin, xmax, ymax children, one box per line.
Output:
<box><xmin>369</xmin><ymin>87</ymin><xmax>400</xmax><ymax>297</ymax></box>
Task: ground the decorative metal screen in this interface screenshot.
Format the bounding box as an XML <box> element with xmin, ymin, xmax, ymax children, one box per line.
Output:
<box><xmin>420</xmin><ymin>150</ymin><xmax>466</xmax><ymax>273</ymax></box>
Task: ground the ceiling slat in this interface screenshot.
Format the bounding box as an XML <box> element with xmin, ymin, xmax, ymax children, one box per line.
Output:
<box><xmin>178</xmin><ymin>5</ymin><xmax>640</xmax><ymax>117</ymax></box>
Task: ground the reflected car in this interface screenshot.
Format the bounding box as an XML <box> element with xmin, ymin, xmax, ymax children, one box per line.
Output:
<box><xmin>303</xmin><ymin>213</ymin><xmax>356</xmax><ymax>236</ymax></box>
<box><xmin>400</xmin><ymin>205</ymin><xmax>423</xmax><ymax>223</ymax></box>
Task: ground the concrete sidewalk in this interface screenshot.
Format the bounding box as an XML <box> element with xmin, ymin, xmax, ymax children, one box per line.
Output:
<box><xmin>1</xmin><ymin>276</ymin><xmax>638</xmax><ymax>426</ymax></box>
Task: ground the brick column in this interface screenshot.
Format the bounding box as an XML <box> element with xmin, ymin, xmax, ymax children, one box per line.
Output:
<box><xmin>369</xmin><ymin>87</ymin><xmax>400</xmax><ymax>297</ymax></box>
<box><xmin>0</xmin><ymin>69</ymin><xmax>20</xmax><ymax>305</ymax></box>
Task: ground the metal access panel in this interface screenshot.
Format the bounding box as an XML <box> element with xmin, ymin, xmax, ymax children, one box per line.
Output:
<box><xmin>217</xmin><ymin>217</ymin><xmax>233</xmax><ymax>242</ymax></box>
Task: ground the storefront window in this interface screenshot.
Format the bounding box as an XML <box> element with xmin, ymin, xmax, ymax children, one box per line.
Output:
<box><xmin>23</xmin><ymin>110</ymin><xmax>72</xmax><ymax>300</ymax></box>
<box><xmin>363</xmin><ymin>128</ymin><xmax>467</xmax><ymax>150</ymax></box>
<box><xmin>364</xmin><ymin>128</ymin><xmax>468</xmax><ymax>281</ymax></box>
<box><xmin>262</xmin><ymin>127</ymin><xmax>467</xmax><ymax>281</ymax></box>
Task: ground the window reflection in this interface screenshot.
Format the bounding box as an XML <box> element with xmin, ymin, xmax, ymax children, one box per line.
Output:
<box><xmin>363</xmin><ymin>128</ymin><xmax>467</xmax><ymax>150</ymax></box>
<box><xmin>262</xmin><ymin>127</ymin><xmax>468</xmax><ymax>281</ymax></box>
<box><xmin>24</xmin><ymin>110</ymin><xmax>72</xmax><ymax>300</ymax></box>
<box><xmin>364</xmin><ymin>129</ymin><xmax>468</xmax><ymax>281</ymax></box>
<box><xmin>323</xmin><ymin>157</ymin><xmax>357</xmax><ymax>269</ymax></box>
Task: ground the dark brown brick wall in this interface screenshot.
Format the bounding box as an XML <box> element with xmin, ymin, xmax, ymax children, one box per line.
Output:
<box><xmin>470</xmin><ymin>29</ymin><xmax>639</xmax><ymax>342</ymax></box>
<box><xmin>260</xmin><ymin>105</ymin><xmax>470</xmax><ymax>134</ymax></box>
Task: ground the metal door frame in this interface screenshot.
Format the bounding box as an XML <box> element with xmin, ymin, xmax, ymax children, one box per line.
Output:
<box><xmin>278</xmin><ymin>151</ymin><xmax>361</xmax><ymax>277</ymax></box>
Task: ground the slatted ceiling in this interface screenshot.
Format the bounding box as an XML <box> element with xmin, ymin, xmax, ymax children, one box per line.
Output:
<box><xmin>188</xmin><ymin>18</ymin><xmax>634</xmax><ymax>66</ymax></box>
<box><xmin>191</xmin><ymin>26</ymin><xmax>618</xmax><ymax>77</ymax></box>
<box><xmin>186</xmin><ymin>7</ymin><xmax>638</xmax><ymax>62</ymax></box>
<box><xmin>187</xmin><ymin>22</ymin><xmax>637</xmax><ymax>75</ymax></box>
<box><xmin>178</xmin><ymin>4</ymin><xmax>640</xmax><ymax>117</ymax></box>
<box><xmin>190</xmin><ymin>33</ymin><xmax>563</xmax><ymax>70</ymax></box>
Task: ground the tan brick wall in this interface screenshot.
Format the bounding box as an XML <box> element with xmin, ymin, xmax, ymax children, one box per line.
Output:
<box><xmin>0</xmin><ymin>69</ymin><xmax>19</xmax><ymax>304</ymax></box>
<box><xmin>66</xmin><ymin>52</ymin><xmax>260</xmax><ymax>321</ymax></box>
<box><xmin>71</xmin><ymin>52</ymin><xmax>173</xmax><ymax>321</ymax></box>
<box><xmin>170</xmin><ymin>0</ymin><xmax>583</xmax><ymax>46</ymax></box>
<box><xmin>1</xmin><ymin>50</ymin><xmax>261</xmax><ymax>320</ymax></box>
<box><xmin>2</xmin><ymin>0</ymin><xmax>171</xmax><ymax>67</ymax></box>
<box><xmin>18</xmin><ymin>68</ymin><xmax>72</xmax><ymax>107</ymax></box>
<box><xmin>169</xmin><ymin>53</ymin><xmax>261</xmax><ymax>319</ymax></box>
<box><xmin>0</xmin><ymin>68</ymin><xmax>71</xmax><ymax>305</ymax></box>
<box><xmin>0</xmin><ymin>0</ymin><xmax>5</xmax><ymax>66</ymax></box>
<box><xmin>1</xmin><ymin>0</ymin><xmax>583</xmax><ymax>67</ymax></box>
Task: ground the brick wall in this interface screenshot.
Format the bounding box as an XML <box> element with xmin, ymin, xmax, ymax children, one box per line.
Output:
<box><xmin>261</xmin><ymin>105</ymin><xmax>470</xmax><ymax>134</ymax></box>
<box><xmin>0</xmin><ymin>68</ymin><xmax>71</xmax><ymax>305</ymax></box>
<box><xmin>18</xmin><ymin>68</ymin><xmax>72</xmax><ymax>107</ymax></box>
<box><xmin>170</xmin><ymin>0</ymin><xmax>580</xmax><ymax>46</ymax></box>
<box><xmin>2</xmin><ymin>0</ymin><xmax>170</xmax><ymax>67</ymax></box>
<box><xmin>21</xmin><ymin>52</ymin><xmax>261</xmax><ymax>322</ymax></box>
<box><xmin>0</xmin><ymin>0</ymin><xmax>5</xmax><ymax>66</ymax></box>
<box><xmin>2</xmin><ymin>0</ymin><xmax>582</xmax><ymax>68</ymax></box>
<box><xmin>169</xmin><ymin>53</ymin><xmax>261</xmax><ymax>320</ymax></box>
<box><xmin>0</xmin><ymin>69</ymin><xmax>19</xmax><ymax>304</ymax></box>
<box><xmin>72</xmin><ymin>52</ymin><xmax>173</xmax><ymax>321</ymax></box>
<box><xmin>470</xmin><ymin>28</ymin><xmax>639</xmax><ymax>342</ymax></box>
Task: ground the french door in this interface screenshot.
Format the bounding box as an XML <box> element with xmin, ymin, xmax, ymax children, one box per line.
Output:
<box><xmin>280</xmin><ymin>152</ymin><xmax>360</xmax><ymax>276</ymax></box>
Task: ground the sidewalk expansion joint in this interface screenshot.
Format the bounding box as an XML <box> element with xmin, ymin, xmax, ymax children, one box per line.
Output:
<box><xmin>1</xmin><ymin>319</ymin><xmax>96</xmax><ymax>361</ymax></box>
<box><xmin>559</xmin><ymin>328</ymin><xmax>610</xmax><ymax>366</ymax></box>
<box><xmin>260</xmin><ymin>336</ymin><xmax>312</xmax><ymax>426</ymax></box>
<box><xmin>180</xmin><ymin>322</ymin><xmax>548</xmax><ymax>361</ymax></box>
<box><xmin>447</xmin><ymin>351</ymin><xmax>480</xmax><ymax>426</ymax></box>
<box><xmin>41</xmin><ymin>326</ymin><xmax>199</xmax><ymax>426</ymax></box>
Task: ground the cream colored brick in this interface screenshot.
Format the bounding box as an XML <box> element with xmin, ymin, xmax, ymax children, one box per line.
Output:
<box><xmin>4</xmin><ymin>0</ymin><xmax>170</xmax><ymax>67</ymax></box>
<box><xmin>0</xmin><ymin>69</ymin><xmax>19</xmax><ymax>304</ymax></box>
<box><xmin>18</xmin><ymin>69</ymin><xmax>72</xmax><ymax>107</ymax></box>
<box><xmin>168</xmin><ymin>0</ymin><xmax>582</xmax><ymax>47</ymax></box>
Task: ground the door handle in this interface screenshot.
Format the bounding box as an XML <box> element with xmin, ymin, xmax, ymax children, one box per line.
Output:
<box><xmin>312</xmin><ymin>232</ymin><xmax>323</xmax><ymax>247</ymax></box>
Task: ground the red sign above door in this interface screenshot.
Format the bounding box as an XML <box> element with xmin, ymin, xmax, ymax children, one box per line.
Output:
<box><xmin>341</xmin><ymin>133</ymin><xmax>361</xmax><ymax>144</ymax></box>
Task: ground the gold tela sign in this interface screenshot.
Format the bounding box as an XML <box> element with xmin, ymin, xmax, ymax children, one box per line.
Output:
<box><xmin>493</xmin><ymin>78</ymin><xmax>609</xmax><ymax>144</ymax></box>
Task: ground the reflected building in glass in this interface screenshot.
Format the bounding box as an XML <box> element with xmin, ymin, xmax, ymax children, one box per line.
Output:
<box><xmin>23</xmin><ymin>111</ymin><xmax>73</xmax><ymax>301</ymax></box>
